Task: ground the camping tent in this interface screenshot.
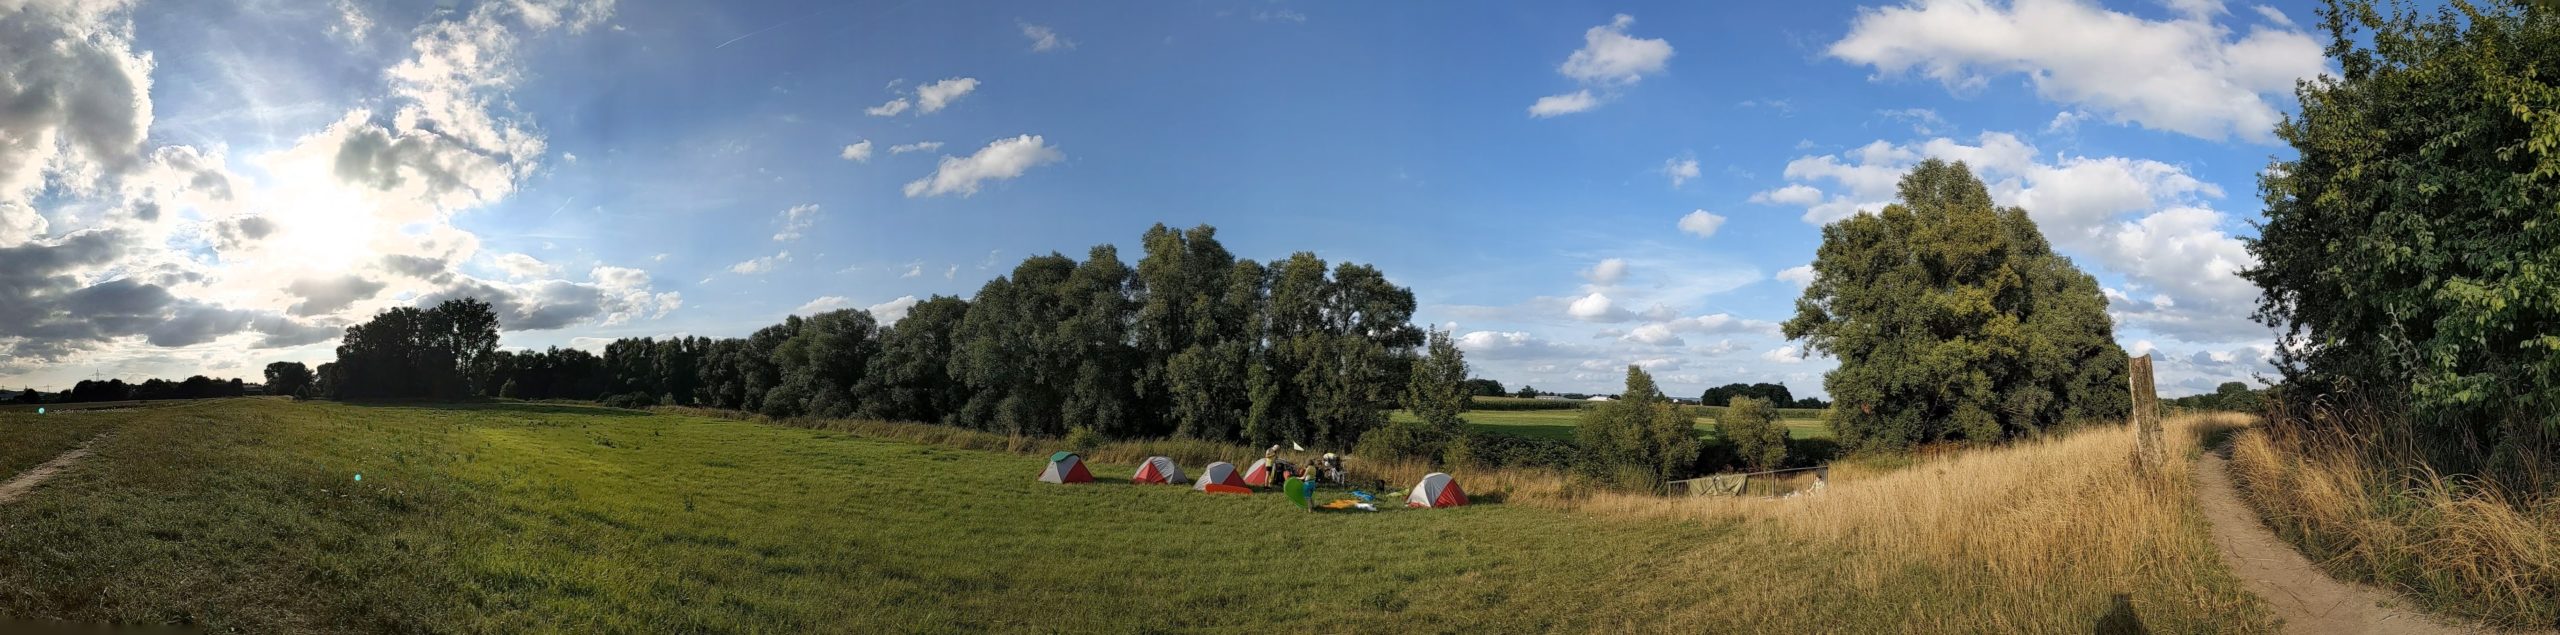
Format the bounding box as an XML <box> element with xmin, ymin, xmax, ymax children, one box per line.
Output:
<box><xmin>1243</xmin><ymin>458</ymin><xmax>1275</xmax><ymax>486</ymax></box>
<box><xmin>1195</xmin><ymin>461</ymin><xmax>1249</xmax><ymax>493</ymax></box>
<box><xmin>1132</xmin><ymin>456</ymin><xmax>1189</xmax><ymax>485</ymax></box>
<box><xmin>1039</xmin><ymin>451</ymin><xmax>1094</xmax><ymax>484</ymax></box>
<box><xmin>1406</xmin><ymin>472</ymin><xmax>1467</xmax><ymax>508</ymax></box>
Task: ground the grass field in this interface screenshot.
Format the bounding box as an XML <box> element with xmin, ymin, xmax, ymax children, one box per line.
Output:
<box><xmin>1399</xmin><ymin>407</ymin><xmax>1831</xmax><ymax>442</ymax></box>
<box><xmin>0</xmin><ymin>399</ymin><xmax>2274</xmax><ymax>632</ymax></box>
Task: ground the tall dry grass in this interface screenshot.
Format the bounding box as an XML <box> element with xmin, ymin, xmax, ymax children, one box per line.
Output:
<box><xmin>2227</xmin><ymin>420</ymin><xmax>2560</xmax><ymax>629</ymax></box>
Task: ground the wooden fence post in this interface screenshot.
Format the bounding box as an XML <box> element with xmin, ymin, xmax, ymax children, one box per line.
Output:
<box><xmin>2129</xmin><ymin>354</ymin><xmax>2164</xmax><ymax>475</ymax></box>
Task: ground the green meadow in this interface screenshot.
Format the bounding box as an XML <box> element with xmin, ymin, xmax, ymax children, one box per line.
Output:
<box><xmin>0</xmin><ymin>398</ymin><xmax>2270</xmax><ymax>633</ymax></box>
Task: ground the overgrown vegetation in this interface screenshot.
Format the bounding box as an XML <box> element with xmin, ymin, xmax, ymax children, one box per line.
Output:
<box><xmin>1572</xmin><ymin>367</ymin><xmax>1701</xmax><ymax>492</ymax></box>
<box><xmin>1785</xmin><ymin>160</ymin><xmax>2130</xmax><ymax>452</ymax></box>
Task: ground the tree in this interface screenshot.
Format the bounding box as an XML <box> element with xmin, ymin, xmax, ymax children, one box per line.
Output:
<box><xmin>1460</xmin><ymin>378</ymin><xmax>1506</xmax><ymax>397</ymax></box>
<box><xmin>1719</xmin><ymin>396</ymin><xmax>1789</xmax><ymax>472</ymax></box>
<box><xmin>2243</xmin><ymin>0</ymin><xmax>2560</xmax><ymax>476</ymax></box>
<box><xmin>857</xmin><ymin>296</ymin><xmax>973</xmax><ymax>425</ymax></box>
<box><xmin>1515</xmin><ymin>385</ymin><xmax>1542</xmax><ymax>399</ymax></box>
<box><xmin>1700</xmin><ymin>382</ymin><xmax>1798</xmax><ymax>408</ymax></box>
<box><xmin>1575</xmin><ymin>366</ymin><xmax>1701</xmax><ymax>491</ymax></box>
<box><xmin>1784</xmin><ymin>159</ymin><xmax>2129</xmax><ymax>451</ymax></box>
<box><xmin>326</xmin><ymin>299</ymin><xmax>503</xmax><ymax>400</ymax></box>
<box><xmin>1364</xmin><ymin>328</ymin><xmax>1470</xmax><ymax>461</ymax></box>
<box><xmin>263</xmin><ymin>362</ymin><xmax>314</xmax><ymax>398</ymax></box>
<box><xmin>763</xmin><ymin>308</ymin><xmax>882</xmax><ymax>418</ymax></box>
<box><xmin>11</xmin><ymin>388</ymin><xmax>40</xmax><ymax>404</ymax></box>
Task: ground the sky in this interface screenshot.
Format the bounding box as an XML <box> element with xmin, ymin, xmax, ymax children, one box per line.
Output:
<box><xmin>0</xmin><ymin>0</ymin><xmax>2327</xmax><ymax>398</ymax></box>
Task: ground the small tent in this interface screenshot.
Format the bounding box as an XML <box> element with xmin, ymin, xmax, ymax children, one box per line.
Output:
<box><xmin>1243</xmin><ymin>458</ymin><xmax>1276</xmax><ymax>486</ymax></box>
<box><xmin>1405</xmin><ymin>472</ymin><xmax>1467</xmax><ymax>508</ymax></box>
<box><xmin>1132</xmin><ymin>456</ymin><xmax>1189</xmax><ymax>485</ymax></box>
<box><xmin>1039</xmin><ymin>451</ymin><xmax>1094</xmax><ymax>484</ymax></box>
<box><xmin>1195</xmin><ymin>461</ymin><xmax>1250</xmax><ymax>493</ymax></box>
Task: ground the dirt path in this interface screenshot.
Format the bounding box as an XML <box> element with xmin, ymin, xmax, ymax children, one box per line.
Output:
<box><xmin>0</xmin><ymin>435</ymin><xmax>103</xmax><ymax>505</ymax></box>
<box><xmin>2194</xmin><ymin>450</ymin><xmax>2510</xmax><ymax>635</ymax></box>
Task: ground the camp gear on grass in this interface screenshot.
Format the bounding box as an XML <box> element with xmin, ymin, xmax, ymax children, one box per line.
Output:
<box><xmin>1038</xmin><ymin>452</ymin><xmax>1094</xmax><ymax>484</ymax></box>
<box><xmin>1195</xmin><ymin>461</ymin><xmax>1247</xmax><ymax>491</ymax></box>
<box><xmin>1405</xmin><ymin>472</ymin><xmax>1467</xmax><ymax>508</ymax></box>
<box><xmin>1131</xmin><ymin>456</ymin><xmax>1189</xmax><ymax>485</ymax></box>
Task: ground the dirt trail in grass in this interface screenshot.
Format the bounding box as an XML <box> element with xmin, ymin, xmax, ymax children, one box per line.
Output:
<box><xmin>2195</xmin><ymin>450</ymin><xmax>2504</xmax><ymax>635</ymax></box>
<box><xmin>0</xmin><ymin>435</ymin><xmax>103</xmax><ymax>505</ymax></box>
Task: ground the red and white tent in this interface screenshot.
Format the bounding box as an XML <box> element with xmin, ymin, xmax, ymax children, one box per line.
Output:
<box><xmin>1195</xmin><ymin>461</ymin><xmax>1249</xmax><ymax>493</ymax></box>
<box><xmin>1406</xmin><ymin>472</ymin><xmax>1467</xmax><ymax>508</ymax></box>
<box><xmin>1039</xmin><ymin>451</ymin><xmax>1094</xmax><ymax>484</ymax></box>
<box><xmin>1132</xmin><ymin>456</ymin><xmax>1189</xmax><ymax>485</ymax></box>
<box><xmin>1242</xmin><ymin>458</ymin><xmax>1276</xmax><ymax>486</ymax></box>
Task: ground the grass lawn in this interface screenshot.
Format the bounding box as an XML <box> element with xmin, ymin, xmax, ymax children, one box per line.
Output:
<box><xmin>0</xmin><ymin>399</ymin><xmax>2271</xmax><ymax>633</ymax></box>
<box><xmin>1400</xmin><ymin>408</ymin><xmax>1831</xmax><ymax>442</ymax></box>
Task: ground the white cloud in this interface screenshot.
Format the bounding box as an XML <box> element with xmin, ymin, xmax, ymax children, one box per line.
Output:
<box><xmin>902</xmin><ymin>262</ymin><xmax>923</xmax><ymax>278</ymax></box>
<box><xmin>865</xmin><ymin>98</ymin><xmax>911</xmax><ymax>117</ymax></box>
<box><xmin>1761</xmin><ymin>346</ymin><xmax>1806</xmax><ymax>364</ymax></box>
<box><xmin>1020</xmin><ymin>22</ymin><xmax>1074</xmax><ymax>52</ymax></box>
<box><xmin>1878</xmin><ymin>107</ymin><xmax>1949</xmax><ymax>135</ymax></box>
<box><xmin>913</xmin><ymin>77</ymin><xmax>979</xmax><ymax>114</ymax></box>
<box><xmin>729</xmin><ymin>251</ymin><xmax>790</xmax><ymax>274</ymax></box>
<box><xmin>1529</xmin><ymin>14</ymin><xmax>1672</xmax><ymax>116</ymax></box>
<box><xmin>772</xmin><ymin>204</ymin><xmax>819</xmax><ymax>241</ymax></box>
<box><xmin>1567</xmin><ymin>292</ymin><xmax>1630</xmax><ymax>322</ymax></box>
<box><xmin>1677</xmin><ymin>210</ymin><xmax>1726</xmax><ymax>238</ymax></box>
<box><xmin>888</xmin><ymin>141</ymin><xmax>943</xmax><ymax>154</ymax></box>
<box><xmin>1752</xmin><ymin>184</ymin><xmax>1825</xmax><ymax>207</ymax></box>
<box><xmin>1455</xmin><ymin>330</ymin><xmax>1569</xmax><ymax>360</ymax></box>
<box><xmin>1560</xmin><ymin>14</ymin><xmax>1673</xmax><ymax>85</ymax></box>
<box><xmin>1829</xmin><ymin>0</ymin><xmax>2324</xmax><ymax>142</ymax></box>
<box><xmin>869</xmin><ymin>295</ymin><xmax>920</xmax><ymax>323</ymax></box>
<box><xmin>943</xmin><ymin>265</ymin><xmax>957</xmax><ymax>279</ymax></box>
<box><xmin>903</xmin><ymin>134</ymin><xmax>1064</xmax><ymax>198</ymax></box>
<box><xmin>1528</xmin><ymin>90</ymin><xmax>1599</xmax><ymax>118</ymax></box>
<box><xmin>1663</xmin><ymin>156</ymin><xmax>1700</xmax><ymax>187</ymax></box>
<box><xmin>491</xmin><ymin>252</ymin><xmax>558</xmax><ymax>279</ymax></box>
<box><xmin>839</xmin><ymin>140</ymin><xmax>872</xmax><ymax>162</ymax></box>
<box><xmin>1777</xmin><ymin>264</ymin><xmax>1816</xmax><ymax>286</ymax></box>
<box><xmin>2251</xmin><ymin>4</ymin><xmax>2293</xmax><ymax>27</ymax></box>
<box><xmin>1582</xmin><ymin>258</ymin><xmax>1629</xmax><ymax>285</ymax></box>
<box><xmin>798</xmin><ymin>295</ymin><xmax>854</xmax><ymax>314</ymax></box>
<box><xmin>329</xmin><ymin>0</ymin><xmax>373</xmax><ymax>43</ymax></box>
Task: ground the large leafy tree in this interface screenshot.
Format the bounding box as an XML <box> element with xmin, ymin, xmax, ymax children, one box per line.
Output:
<box><xmin>1784</xmin><ymin>159</ymin><xmax>2128</xmax><ymax>451</ymax></box>
<box><xmin>856</xmin><ymin>296</ymin><xmax>973</xmax><ymax>425</ymax></box>
<box><xmin>326</xmin><ymin>298</ymin><xmax>502</xmax><ymax>400</ymax></box>
<box><xmin>263</xmin><ymin>362</ymin><xmax>315</xmax><ymax>398</ymax></box>
<box><xmin>2244</xmin><ymin>0</ymin><xmax>2560</xmax><ymax>475</ymax></box>
<box><xmin>1575</xmin><ymin>366</ymin><xmax>1700</xmax><ymax>491</ymax></box>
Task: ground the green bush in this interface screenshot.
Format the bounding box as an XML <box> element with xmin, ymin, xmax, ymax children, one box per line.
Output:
<box><xmin>1719</xmin><ymin>397</ymin><xmax>1789</xmax><ymax>472</ymax></box>
<box><xmin>1574</xmin><ymin>366</ymin><xmax>1702</xmax><ymax>492</ymax></box>
<box><xmin>1062</xmin><ymin>426</ymin><xmax>1104</xmax><ymax>454</ymax></box>
<box><xmin>1354</xmin><ymin>419</ymin><xmax>1444</xmax><ymax>462</ymax></box>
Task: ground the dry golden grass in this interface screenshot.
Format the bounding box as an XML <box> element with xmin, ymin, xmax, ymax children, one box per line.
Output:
<box><xmin>2227</xmin><ymin>421</ymin><xmax>2560</xmax><ymax>629</ymax></box>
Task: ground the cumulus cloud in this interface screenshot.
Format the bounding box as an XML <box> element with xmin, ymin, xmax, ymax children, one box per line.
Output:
<box><xmin>839</xmin><ymin>140</ymin><xmax>872</xmax><ymax>162</ymax></box>
<box><xmin>1528</xmin><ymin>90</ymin><xmax>1598</xmax><ymax>118</ymax></box>
<box><xmin>1761</xmin><ymin>346</ymin><xmax>1806</xmax><ymax>364</ymax></box>
<box><xmin>1529</xmin><ymin>14</ymin><xmax>1671</xmax><ymax>117</ymax></box>
<box><xmin>1828</xmin><ymin>0</ymin><xmax>2324</xmax><ymax>142</ymax></box>
<box><xmin>914</xmin><ymin>77</ymin><xmax>979</xmax><ymax>113</ymax></box>
<box><xmin>1677</xmin><ymin>210</ymin><xmax>1725</xmax><ymax>238</ymax></box>
<box><xmin>888</xmin><ymin>141</ymin><xmax>943</xmax><ymax>154</ymax></box>
<box><xmin>772</xmin><ymin>203</ymin><xmax>819</xmax><ymax>241</ymax></box>
<box><xmin>903</xmin><ymin>135</ymin><xmax>1064</xmax><ymax>198</ymax></box>
<box><xmin>1020</xmin><ymin>22</ymin><xmax>1074</xmax><ymax>52</ymax></box>
<box><xmin>868</xmin><ymin>295</ymin><xmax>920</xmax><ymax>323</ymax></box>
<box><xmin>1663</xmin><ymin>156</ymin><xmax>1700</xmax><ymax>187</ymax></box>
<box><xmin>1777</xmin><ymin>264</ymin><xmax>1816</xmax><ymax>286</ymax></box>
<box><xmin>865</xmin><ymin>98</ymin><xmax>911</xmax><ymax>117</ymax></box>
<box><xmin>798</xmin><ymin>295</ymin><xmax>853</xmax><ymax>314</ymax></box>
<box><xmin>284</xmin><ymin>275</ymin><xmax>389</xmax><ymax>316</ymax></box>
<box><xmin>1582</xmin><ymin>258</ymin><xmax>1628</xmax><ymax>285</ymax></box>
<box><xmin>491</xmin><ymin>252</ymin><xmax>557</xmax><ymax>279</ymax></box>
<box><xmin>1567</xmin><ymin>292</ymin><xmax>1631</xmax><ymax>322</ymax></box>
<box><xmin>0</xmin><ymin>0</ymin><xmax>156</xmax><ymax>244</ymax></box>
<box><xmin>1455</xmin><ymin>330</ymin><xmax>1567</xmax><ymax>360</ymax></box>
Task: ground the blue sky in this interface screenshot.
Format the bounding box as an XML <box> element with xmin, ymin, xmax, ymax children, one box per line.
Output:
<box><xmin>0</xmin><ymin>0</ymin><xmax>2327</xmax><ymax>397</ymax></box>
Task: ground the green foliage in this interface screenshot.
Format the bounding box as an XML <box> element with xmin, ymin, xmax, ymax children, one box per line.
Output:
<box><xmin>262</xmin><ymin>361</ymin><xmax>314</xmax><ymax>398</ymax></box>
<box><xmin>2245</xmin><ymin>0</ymin><xmax>2560</xmax><ymax>476</ymax></box>
<box><xmin>1718</xmin><ymin>397</ymin><xmax>1790</xmax><ymax>472</ymax></box>
<box><xmin>1460</xmin><ymin>378</ymin><xmax>1506</xmax><ymax>397</ymax></box>
<box><xmin>2168</xmin><ymin>381</ymin><xmax>2269</xmax><ymax>414</ymax></box>
<box><xmin>1574</xmin><ymin>366</ymin><xmax>1703</xmax><ymax>491</ymax></box>
<box><xmin>1514</xmin><ymin>385</ymin><xmax>1541</xmax><ymax>398</ymax></box>
<box><xmin>854</xmin><ymin>296</ymin><xmax>971</xmax><ymax>425</ymax></box>
<box><xmin>1785</xmin><ymin>159</ymin><xmax>2130</xmax><ymax>452</ymax></box>
<box><xmin>326</xmin><ymin>298</ymin><xmax>502</xmax><ymax>400</ymax></box>
<box><xmin>1062</xmin><ymin>426</ymin><xmax>1104</xmax><ymax>454</ymax></box>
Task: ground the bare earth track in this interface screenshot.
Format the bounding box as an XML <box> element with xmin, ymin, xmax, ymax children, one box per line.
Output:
<box><xmin>2195</xmin><ymin>450</ymin><xmax>2524</xmax><ymax>635</ymax></box>
<box><xmin>0</xmin><ymin>436</ymin><xmax>103</xmax><ymax>505</ymax></box>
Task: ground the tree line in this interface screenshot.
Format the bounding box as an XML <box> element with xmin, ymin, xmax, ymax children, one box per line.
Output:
<box><xmin>14</xmin><ymin>375</ymin><xmax>253</xmax><ymax>404</ymax></box>
<box><xmin>1697</xmin><ymin>382</ymin><xmax>1828</xmax><ymax>410</ymax></box>
<box><xmin>320</xmin><ymin>224</ymin><xmax>1428</xmax><ymax>448</ymax></box>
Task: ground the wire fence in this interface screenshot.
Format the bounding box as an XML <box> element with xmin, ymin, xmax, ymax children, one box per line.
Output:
<box><xmin>1666</xmin><ymin>465</ymin><xmax>1830</xmax><ymax>498</ymax></box>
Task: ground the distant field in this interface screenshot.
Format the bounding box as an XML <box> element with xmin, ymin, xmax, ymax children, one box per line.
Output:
<box><xmin>1405</xmin><ymin>408</ymin><xmax>1831</xmax><ymax>442</ymax></box>
<box><xmin>0</xmin><ymin>399</ymin><xmax>2272</xmax><ymax>632</ymax></box>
